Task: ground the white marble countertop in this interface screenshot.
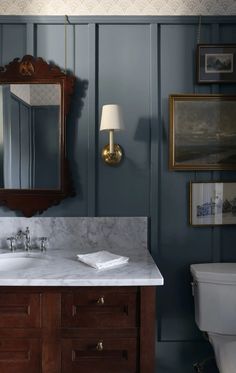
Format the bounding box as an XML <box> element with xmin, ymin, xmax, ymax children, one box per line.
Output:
<box><xmin>0</xmin><ymin>246</ymin><xmax>163</xmax><ymax>287</ymax></box>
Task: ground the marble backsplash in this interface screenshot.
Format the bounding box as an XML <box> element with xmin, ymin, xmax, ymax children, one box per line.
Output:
<box><xmin>0</xmin><ymin>217</ymin><xmax>147</xmax><ymax>252</ymax></box>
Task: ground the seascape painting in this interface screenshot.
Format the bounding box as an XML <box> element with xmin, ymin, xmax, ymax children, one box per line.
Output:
<box><xmin>190</xmin><ymin>182</ymin><xmax>236</xmax><ymax>226</ymax></box>
<box><xmin>169</xmin><ymin>95</ymin><xmax>236</xmax><ymax>170</ymax></box>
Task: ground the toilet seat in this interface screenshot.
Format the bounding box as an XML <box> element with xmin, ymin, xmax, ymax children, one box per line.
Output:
<box><xmin>208</xmin><ymin>332</ymin><xmax>236</xmax><ymax>373</ymax></box>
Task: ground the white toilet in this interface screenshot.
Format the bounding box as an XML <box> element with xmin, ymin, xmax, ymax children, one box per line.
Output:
<box><xmin>191</xmin><ymin>263</ymin><xmax>236</xmax><ymax>373</ymax></box>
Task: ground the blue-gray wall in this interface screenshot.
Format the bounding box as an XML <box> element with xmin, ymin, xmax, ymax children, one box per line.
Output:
<box><xmin>0</xmin><ymin>15</ymin><xmax>236</xmax><ymax>372</ymax></box>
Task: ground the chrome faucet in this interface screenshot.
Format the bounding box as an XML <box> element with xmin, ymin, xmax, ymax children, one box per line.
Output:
<box><xmin>7</xmin><ymin>227</ymin><xmax>48</xmax><ymax>252</ymax></box>
<box><xmin>15</xmin><ymin>227</ymin><xmax>31</xmax><ymax>251</ymax></box>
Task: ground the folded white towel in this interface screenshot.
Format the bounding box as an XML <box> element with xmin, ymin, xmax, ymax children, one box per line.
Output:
<box><xmin>77</xmin><ymin>250</ymin><xmax>129</xmax><ymax>270</ymax></box>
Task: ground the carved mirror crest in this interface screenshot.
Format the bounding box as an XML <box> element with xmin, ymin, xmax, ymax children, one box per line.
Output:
<box><xmin>0</xmin><ymin>55</ymin><xmax>75</xmax><ymax>216</ymax></box>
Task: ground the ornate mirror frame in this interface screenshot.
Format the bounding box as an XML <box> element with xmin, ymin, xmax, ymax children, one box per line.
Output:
<box><xmin>0</xmin><ymin>55</ymin><xmax>75</xmax><ymax>216</ymax></box>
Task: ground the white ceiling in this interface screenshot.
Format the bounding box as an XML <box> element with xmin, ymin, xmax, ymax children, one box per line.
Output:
<box><xmin>1</xmin><ymin>0</ymin><xmax>235</xmax><ymax>16</ymax></box>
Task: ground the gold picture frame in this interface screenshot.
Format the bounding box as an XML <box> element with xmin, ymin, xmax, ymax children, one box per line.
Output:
<box><xmin>169</xmin><ymin>94</ymin><xmax>236</xmax><ymax>171</ymax></box>
<box><xmin>190</xmin><ymin>181</ymin><xmax>236</xmax><ymax>226</ymax></box>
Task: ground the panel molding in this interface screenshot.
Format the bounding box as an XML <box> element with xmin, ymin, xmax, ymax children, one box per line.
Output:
<box><xmin>149</xmin><ymin>22</ymin><xmax>159</xmax><ymax>258</ymax></box>
<box><xmin>0</xmin><ymin>15</ymin><xmax>236</xmax><ymax>25</ymax></box>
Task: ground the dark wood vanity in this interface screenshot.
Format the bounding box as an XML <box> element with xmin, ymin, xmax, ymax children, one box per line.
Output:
<box><xmin>0</xmin><ymin>286</ymin><xmax>156</xmax><ymax>373</ymax></box>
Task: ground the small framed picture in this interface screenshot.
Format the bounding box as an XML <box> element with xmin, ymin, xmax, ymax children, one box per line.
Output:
<box><xmin>190</xmin><ymin>182</ymin><xmax>236</xmax><ymax>226</ymax></box>
<box><xmin>197</xmin><ymin>44</ymin><xmax>236</xmax><ymax>83</ymax></box>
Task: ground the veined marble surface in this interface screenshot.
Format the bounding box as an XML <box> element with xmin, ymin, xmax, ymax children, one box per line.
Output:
<box><xmin>0</xmin><ymin>246</ymin><xmax>163</xmax><ymax>286</ymax></box>
<box><xmin>0</xmin><ymin>217</ymin><xmax>163</xmax><ymax>285</ymax></box>
<box><xmin>0</xmin><ymin>217</ymin><xmax>147</xmax><ymax>252</ymax></box>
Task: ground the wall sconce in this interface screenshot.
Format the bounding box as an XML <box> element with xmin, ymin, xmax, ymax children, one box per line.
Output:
<box><xmin>100</xmin><ymin>104</ymin><xmax>124</xmax><ymax>166</ymax></box>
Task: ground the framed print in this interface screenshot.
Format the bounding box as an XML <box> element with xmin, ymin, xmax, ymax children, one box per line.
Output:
<box><xmin>169</xmin><ymin>94</ymin><xmax>236</xmax><ymax>171</ymax></box>
<box><xmin>190</xmin><ymin>182</ymin><xmax>236</xmax><ymax>226</ymax></box>
<box><xmin>197</xmin><ymin>44</ymin><xmax>236</xmax><ymax>83</ymax></box>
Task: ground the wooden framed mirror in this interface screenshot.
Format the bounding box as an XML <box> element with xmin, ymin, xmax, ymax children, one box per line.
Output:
<box><xmin>0</xmin><ymin>55</ymin><xmax>75</xmax><ymax>216</ymax></box>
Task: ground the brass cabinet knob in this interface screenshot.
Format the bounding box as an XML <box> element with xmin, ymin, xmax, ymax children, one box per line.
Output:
<box><xmin>96</xmin><ymin>341</ymin><xmax>104</xmax><ymax>351</ymax></box>
<box><xmin>97</xmin><ymin>296</ymin><xmax>105</xmax><ymax>305</ymax></box>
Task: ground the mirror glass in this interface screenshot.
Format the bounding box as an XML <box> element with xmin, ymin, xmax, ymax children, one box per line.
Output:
<box><xmin>0</xmin><ymin>83</ymin><xmax>61</xmax><ymax>190</ymax></box>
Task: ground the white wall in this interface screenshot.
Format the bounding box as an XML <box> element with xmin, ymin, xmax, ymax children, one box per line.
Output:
<box><xmin>0</xmin><ymin>0</ymin><xmax>235</xmax><ymax>16</ymax></box>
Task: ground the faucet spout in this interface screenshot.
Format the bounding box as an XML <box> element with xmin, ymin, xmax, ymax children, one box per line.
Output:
<box><xmin>25</xmin><ymin>227</ymin><xmax>31</xmax><ymax>251</ymax></box>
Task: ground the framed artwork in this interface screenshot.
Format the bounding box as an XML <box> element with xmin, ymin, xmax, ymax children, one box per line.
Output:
<box><xmin>169</xmin><ymin>94</ymin><xmax>236</xmax><ymax>171</ymax></box>
<box><xmin>190</xmin><ymin>182</ymin><xmax>236</xmax><ymax>226</ymax></box>
<box><xmin>197</xmin><ymin>44</ymin><xmax>236</xmax><ymax>83</ymax></box>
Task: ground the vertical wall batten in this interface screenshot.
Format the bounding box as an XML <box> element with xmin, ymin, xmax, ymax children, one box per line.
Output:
<box><xmin>72</xmin><ymin>24</ymin><xmax>90</xmax><ymax>216</ymax></box>
<box><xmin>0</xmin><ymin>25</ymin><xmax>2</xmax><ymax>66</ymax></box>
<box><xmin>87</xmin><ymin>23</ymin><xmax>97</xmax><ymax>216</ymax></box>
<box><xmin>149</xmin><ymin>23</ymin><xmax>159</xmax><ymax>258</ymax></box>
<box><xmin>210</xmin><ymin>23</ymin><xmax>222</xmax><ymax>263</ymax></box>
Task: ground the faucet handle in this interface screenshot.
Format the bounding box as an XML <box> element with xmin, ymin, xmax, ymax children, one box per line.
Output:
<box><xmin>39</xmin><ymin>237</ymin><xmax>48</xmax><ymax>252</ymax></box>
<box><xmin>7</xmin><ymin>237</ymin><xmax>16</xmax><ymax>252</ymax></box>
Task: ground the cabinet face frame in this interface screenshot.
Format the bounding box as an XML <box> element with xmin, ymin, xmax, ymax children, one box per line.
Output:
<box><xmin>0</xmin><ymin>286</ymin><xmax>156</xmax><ymax>373</ymax></box>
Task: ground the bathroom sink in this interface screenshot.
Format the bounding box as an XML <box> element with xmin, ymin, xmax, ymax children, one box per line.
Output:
<box><xmin>0</xmin><ymin>252</ymin><xmax>47</xmax><ymax>272</ymax></box>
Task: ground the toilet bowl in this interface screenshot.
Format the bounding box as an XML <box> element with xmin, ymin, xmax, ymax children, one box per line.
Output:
<box><xmin>190</xmin><ymin>263</ymin><xmax>236</xmax><ymax>373</ymax></box>
<box><xmin>208</xmin><ymin>333</ymin><xmax>236</xmax><ymax>373</ymax></box>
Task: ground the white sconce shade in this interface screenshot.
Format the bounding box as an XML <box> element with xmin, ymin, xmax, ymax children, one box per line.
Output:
<box><xmin>100</xmin><ymin>104</ymin><xmax>124</xmax><ymax>131</ymax></box>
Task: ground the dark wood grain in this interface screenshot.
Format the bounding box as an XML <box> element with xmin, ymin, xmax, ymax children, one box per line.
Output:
<box><xmin>61</xmin><ymin>287</ymin><xmax>138</xmax><ymax>328</ymax></box>
<box><xmin>140</xmin><ymin>286</ymin><xmax>156</xmax><ymax>373</ymax></box>
<box><xmin>42</xmin><ymin>292</ymin><xmax>61</xmax><ymax>373</ymax></box>
<box><xmin>62</xmin><ymin>336</ymin><xmax>137</xmax><ymax>373</ymax></box>
<box><xmin>0</xmin><ymin>286</ymin><xmax>157</xmax><ymax>373</ymax></box>
<box><xmin>0</xmin><ymin>338</ymin><xmax>41</xmax><ymax>373</ymax></box>
<box><xmin>0</xmin><ymin>293</ymin><xmax>41</xmax><ymax>328</ymax></box>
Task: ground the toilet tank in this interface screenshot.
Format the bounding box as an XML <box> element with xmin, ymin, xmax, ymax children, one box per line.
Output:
<box><xmin>191</xmin><ymin>263</ymin><xmax>236</xmax><ymax>335</ymax></box>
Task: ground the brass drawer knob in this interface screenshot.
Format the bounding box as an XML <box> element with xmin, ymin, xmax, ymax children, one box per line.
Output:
<box><xmin>96</xmin><ymin>341</ymin><xmax>104</xmax><ymax>351</ymax></box>
<box><xmin>97</xmin><ymin>296</ymin><xmax>105</xmax><ymax>305</ymax></box>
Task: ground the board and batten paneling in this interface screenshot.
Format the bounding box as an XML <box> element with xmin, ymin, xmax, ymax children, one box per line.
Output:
<box><xmin>1</xmin><ymin>24</ymin><xmax>26</xmax><ymax>66</ymax></box>
<box><xmin>0</xmin><ymin>15</ymin><xmax>236</xmax><ymax>373</ymax></box>
<box><xmin>159</xmin><ymin>24</ymin><xmax>212</xmax><ymax>341</ymax></box>
<box><xmin>36</xmin><ymin>24</ymin><xmax>91</xmax><ymax>216</ymax></box>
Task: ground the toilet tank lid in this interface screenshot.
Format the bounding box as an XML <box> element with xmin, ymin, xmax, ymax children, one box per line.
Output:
<box><xmin>191</xmin><ymin>263</ymin><xmax>236</xmax><ymax>284</ymax></box>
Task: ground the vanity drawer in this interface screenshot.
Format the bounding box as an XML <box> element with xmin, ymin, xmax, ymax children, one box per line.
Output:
<box><xmin>62</xmin><ymin>336</ymin><xmax>137</xmax><ymax>373</ymax></box>
<box><xmin>61</xmin><ymin>287</ymin><xmax>138</xmax><ymax>328</ymax></box>
<box><xmin>0</xmin><ymin>338</ymin><xmax>41</xmax><ymax>373</ymax></box>
<box><xmin>0</xmin><ymin>293</ymin><xmax>41</xmax><ymax>328</ymax></box>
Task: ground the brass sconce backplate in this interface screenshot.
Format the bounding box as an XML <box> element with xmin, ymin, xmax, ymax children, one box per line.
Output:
<box><xmin>101</xmin><ymin>144</ymin><xmax>123</xmax><ymax>166</ymax></box>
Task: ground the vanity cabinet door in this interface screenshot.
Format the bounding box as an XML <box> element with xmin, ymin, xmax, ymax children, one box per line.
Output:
<box><xmin>61</xmin><ymin>336</ymin><xmax>137</xmax><ymax>373</ymax></box>
<box><xmin>61</xmin><ymin>287</ymin><xmax>138</xmax><ymax>328</ymax></box>
<box><xmin>0</xmin><ymin>293</ymin><xmax>41</xmax><ymax>328</ymax></box>
<box><xmin>0</xmin><ymin>338</ymin><xmax>41</xmax><ymax>373</ymax></box>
